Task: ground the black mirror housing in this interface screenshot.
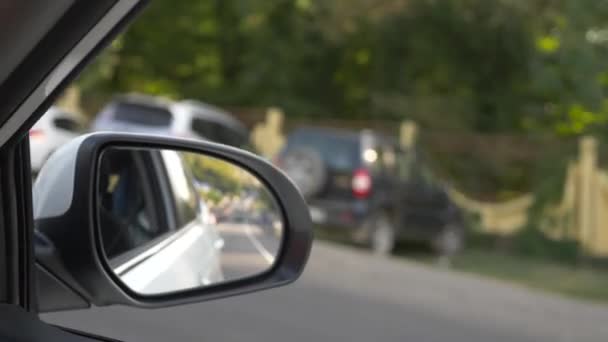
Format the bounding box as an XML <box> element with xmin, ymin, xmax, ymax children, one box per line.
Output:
<box><xmin>34</xmin><ymin>133</ymin><xmax>312</xmax><ymax>312</ymax></box>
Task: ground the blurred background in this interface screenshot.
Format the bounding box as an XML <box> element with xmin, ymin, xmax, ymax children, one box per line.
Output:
<box><xmin>40</xmin><ymin>0</ymin><xmax>608</xmax><ymax>341</ymax></box>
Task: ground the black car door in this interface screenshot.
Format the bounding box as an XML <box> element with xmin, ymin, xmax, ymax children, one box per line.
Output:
<box><xmin>396</xmin><ymin>150</ymin><xmax>444</xmax><ymax>238</ymax></box>
<box><xmin>372</xmin><ymin>142</ymin><xmax>400</xmax><ymax>210</ymax></box>
<box><xmin>418</xmin><ymin>167</ymin><xmax>450</xmax><ymax>228</ymax></box>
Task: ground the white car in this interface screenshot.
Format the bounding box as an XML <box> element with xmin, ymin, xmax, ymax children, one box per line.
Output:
<box><xmin>30</xmin><ymin>106</ymin><xmax>85</xmax><ymax>173</ymax></box>
<box><xmin>92</xmin><ymin>93</ymin><xmax>249</xmax><ymax>148</ymax></box>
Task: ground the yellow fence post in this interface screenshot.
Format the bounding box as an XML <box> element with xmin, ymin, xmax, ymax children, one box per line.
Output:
<box><xmin>445</xmin><ymin>133</ymin><xmax>608</xmax><ymax>257</ymax></box>
<box><xmin>552</xmin><ymin>162</ymin><xmax>578</xmax><ymax>239</ymax></box>
<box><xmin>400</xmin><ymin>120</ymin><xmax>418</xmax><ymax>150</ymax></box>
<box><xmin>578</xmin><ymin>136</ymin><xmax>598</xmax><ymax>254</ymax></box>
<box><xmin>55</xmin><ymin>86</ymin><xmax>83</xmax><ymax>115</ymax></box>
<box><xmin>251</xmin><ymin>107</ymin><xmax>286</xmax><ymax>159</ymax></box>
<box><xmin>595</xmin><ymin>173</ymin><xmax>608</xmax><ymax>256</ymax></box>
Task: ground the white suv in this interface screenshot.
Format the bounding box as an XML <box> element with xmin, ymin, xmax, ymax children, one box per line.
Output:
<box><xmin>30</xmin><ymin>106</ymin><xmax>85</xmax><ymax>173</ymax></box>
<box><xmin>92</xmin><ymin>94</ymin><xmax>249</xmax><ymax>148</ymax></box>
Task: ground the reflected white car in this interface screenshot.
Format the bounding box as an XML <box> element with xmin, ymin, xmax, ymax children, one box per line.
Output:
<box><xmin>98</xmin><ymin>148</ymin><xmax>225</xmax><ymax>294</ymax></box>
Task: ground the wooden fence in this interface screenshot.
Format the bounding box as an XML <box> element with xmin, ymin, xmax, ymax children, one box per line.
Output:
<box><xmin>452</xmin><ymin>136</ymin><xmax>608</xmax><ymax>256</ymax></box>
<box><xmin>249</xmin><ymin>109</ymin><xmax>608</xmax><ymax>257</ymax></box>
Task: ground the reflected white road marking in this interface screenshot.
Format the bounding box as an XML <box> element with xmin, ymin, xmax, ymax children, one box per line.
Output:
<box><xmin>244</xmin><ymin>224</ymin><xmax>275</xmax><ymax>265</ymax></box>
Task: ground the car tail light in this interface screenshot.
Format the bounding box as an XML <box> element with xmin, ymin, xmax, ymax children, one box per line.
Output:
<box><xmin>352</xmin><ymin>168</ymin><xmax>372</xmax><ymax>199</ymax></box>
<box><xmin>29</xmin><ymin>129</ymin><xmax>44</xmax><ymax>139</ymax></box>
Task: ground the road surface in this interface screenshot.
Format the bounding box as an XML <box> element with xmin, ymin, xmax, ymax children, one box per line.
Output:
<box><xmin>45</xmin><ymin>240</ymin><xmax>608</xmax><ymax>342</ymax></box>
<box><xmin>215</xmin><ymin>222</ymin><xmax>280</xmax><ymax>280</ymax></box>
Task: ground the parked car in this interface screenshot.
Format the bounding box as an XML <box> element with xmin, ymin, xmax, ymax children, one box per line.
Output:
<box><xmin>92</xmin><ymin>94</ymin><xmax>250</xmax><ymax>148</ymax></box>
<box><xmin>29</xmin><ymin>106</ymin><xmax>85</xmax><ymax>173</ymax></box>
<box><xmin>276</xmin><ymin>127</ymin><xmax>464</xmax><ymax>256</ymax></box>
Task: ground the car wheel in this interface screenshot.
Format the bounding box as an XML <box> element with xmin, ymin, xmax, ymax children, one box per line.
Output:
<box><xmin>432</xmin><ymin>224</ymin><xmax>464</xmax><ymax>257</ymax></box>
<box><xmin>369</xmin><ymin>214</ymin><xmax>396</xmax><ymax>256</ymax></box>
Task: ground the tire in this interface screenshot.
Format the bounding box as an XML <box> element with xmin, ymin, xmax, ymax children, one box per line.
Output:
<box><xmin>281</xmin><ymin>147</ymin><xmax>327</xmax><ymax>199</ymax></box>
<box><xmin>369</xmin><ymin>214</ymin><xmax>396</xmax><ymax>256</ymax></box>
<box><xmin>432</xmin><ymin>224</ymin><xmax>464</xmax><ymax>257</ymax></box>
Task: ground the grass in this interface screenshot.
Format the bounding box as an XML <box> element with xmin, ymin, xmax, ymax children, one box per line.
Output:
<box><xmin>455</xmin><ymin>250</ymin><xmax>608</xmax><ymax>302</ymax></box>
<box><xmin>401</xmin><ymin>246</ymin><xmax>608</xmax><ymax>303</ymax></box>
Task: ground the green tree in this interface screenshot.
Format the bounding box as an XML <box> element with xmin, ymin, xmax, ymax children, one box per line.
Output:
<box><xmin>77</xmin><ymin>0</ymin><xmax>608</xmax><ymax>137</ymax></box>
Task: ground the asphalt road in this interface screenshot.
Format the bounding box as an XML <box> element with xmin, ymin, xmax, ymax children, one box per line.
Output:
<box><xmin>44</xmin><ymin>240</ymin><xmax>608</xmax><ymax>342</ymax></box>
<box><xmin>215</xmin><ymin>222</ymin><xmax>281</xmax><ymax>280</ymax></box>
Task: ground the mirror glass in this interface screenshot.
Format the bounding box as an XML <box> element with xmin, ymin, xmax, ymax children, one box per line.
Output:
<box><xmin>97</xmin><ymin>147</ymin><xmax>283</xmax><ymax>295</ymax></box>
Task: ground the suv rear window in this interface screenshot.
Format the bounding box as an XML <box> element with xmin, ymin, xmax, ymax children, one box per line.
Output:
<box><xmin>285</xmin><ymin>130</ymin><xmax>360</xmax><ymax>170</ymax></box>
<box><xmin>112</xmin><ymin>102</ymin><xmax>173</xmax><ymax>127</ymax></box>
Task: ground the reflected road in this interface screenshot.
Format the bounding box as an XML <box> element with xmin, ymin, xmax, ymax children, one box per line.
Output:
<box><xmin>215</xmin><ymin>222</ymin><xmax>280</xmax><ymax>279</ymax></box>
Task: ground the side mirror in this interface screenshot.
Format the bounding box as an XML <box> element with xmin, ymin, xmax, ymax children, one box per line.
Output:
<box><xmin>33</xmin><ymin>133</ymin><xmax>312</xmax><ymax>312</ymax></box>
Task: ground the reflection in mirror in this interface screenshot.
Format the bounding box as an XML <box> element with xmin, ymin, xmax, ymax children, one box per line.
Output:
<box><xmin>97</xmin><ymin>147</ymin><xmax>283</xmax><ymax>295</ymax></box>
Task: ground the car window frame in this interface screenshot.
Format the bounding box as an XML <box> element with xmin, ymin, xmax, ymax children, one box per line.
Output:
<box><xmin>133</xmin><ymin>151</ymin><xmax>171</xmax><ymax>235</ymax></box>
<box><xmin>147</xmin><ymin>150</ymin><xmax>179</xmax><ymax>231</ymax></box>
<box><xmin>109</xmin><ymin>217</ymin><xmax>202</xmax><ymax>279</ymax></box>
<box><xmin>159</xmin><ymin>151</ymin><xmax>201</xmax><ymax>228</ymax></box>
<box><xmin>100</xmin><ymin>149</ymin><xmax>169</xmax><ymax>261</ymax></box>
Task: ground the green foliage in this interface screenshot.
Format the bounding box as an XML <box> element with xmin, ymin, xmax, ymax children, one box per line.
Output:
<box><xmin>510</xmin><ymin>228</ymin><xmax>580</xmax><ymax>263</ymax></box>
<box><xmin>75</xmin><ymin>0</ymin><xmax>608</xmax><ymax>202</ymax></box>
<box><xmin>502</xmin><ymin>138</ymin><xmax>579</xmax><ymax>261</ymax></box>
<box><xmin>524</xmin><ymin>0</ymin><xmax>608</xmax><ymax>136</ymax></box>
<box><xmin>183</xmin><ymin>154</ymin><xmax>245</xmax><ymax>194</ymax></box>
<box><xmin>201</xmin><ymin>188</ymin><xmax>223</xmax><ymax>205</ymax></box>
<box><xmin>465</xmin><ymin>228</ymin><xmax>581</xmax><ymax>264</ymax></box>
<box><xmin>465</xmin><ymin>140</ymin><xmax>581</xmax><ymax>262</ymax></box>
<box><xmin>78</xmin><ymin>0</ymin><xmax>608</xmax><ymax>136</ymax></box>
<box><xmin>447</xmin><ymin>248</ymin><xmax>608</xmax><ymax>302</ymax></box>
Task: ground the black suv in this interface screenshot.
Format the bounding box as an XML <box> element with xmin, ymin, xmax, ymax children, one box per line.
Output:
<box><xmin>277</xmin><ymin>127</ymin><xmax>464</xmax><ymax>256</ymax></box>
